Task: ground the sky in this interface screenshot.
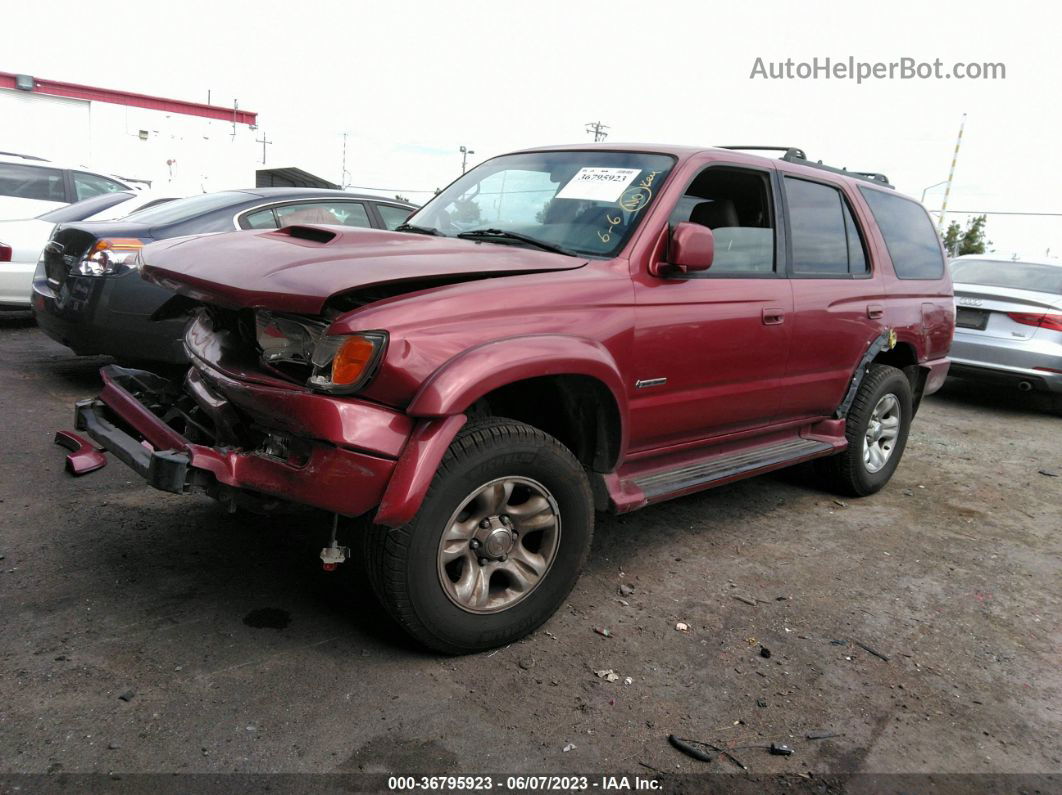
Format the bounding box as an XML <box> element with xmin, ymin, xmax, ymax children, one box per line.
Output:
<box><xmin>6</xmin><ymin>0</ymin><xmax>1062</xmax><ymax>259</ymax></box>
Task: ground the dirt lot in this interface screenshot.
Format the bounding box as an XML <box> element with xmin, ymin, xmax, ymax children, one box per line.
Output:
<box><xmin>1</xmin><ymin>311</ymin><xmax>1059</xmax><ymax>788</ymax></box>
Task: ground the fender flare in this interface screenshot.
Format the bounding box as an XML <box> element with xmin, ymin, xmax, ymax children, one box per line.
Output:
<box><xmin>407</xmin><ymin>334</ymin><xmax>628</xmax><ymax>421</ymax></box>
<box><xmin>375</xmin><ymin>336</ymin><xmax>629</xmax><ymax>528</ymax></box>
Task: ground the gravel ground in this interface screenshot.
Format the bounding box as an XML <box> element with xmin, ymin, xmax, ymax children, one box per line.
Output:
<box><xmin>1</xmin><ymin>311</ymin><xmax>1059</xmax><ymax>789</ymax></box>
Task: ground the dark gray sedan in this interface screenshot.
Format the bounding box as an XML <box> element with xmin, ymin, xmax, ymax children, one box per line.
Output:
<box><xmin>32</xmin><ymin>188</ymin><xmax>416</xmax><ymax>363</ymax></box>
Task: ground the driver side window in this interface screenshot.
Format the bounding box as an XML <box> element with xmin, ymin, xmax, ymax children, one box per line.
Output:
<box><xmin>669</xmin><ymin>167</ymin><xmax>775</xmax><ymax>276</ymax></box>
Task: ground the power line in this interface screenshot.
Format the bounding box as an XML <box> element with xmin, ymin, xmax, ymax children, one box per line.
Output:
<box><xmin>343</xmin><ymin>184</ymin><xmax>437</xmax><ymax>194</ymax></box>
<box><xmin>928</xmin><ymin>210</ymin><xmax>1062</xmax><ymax>217</ymax></box>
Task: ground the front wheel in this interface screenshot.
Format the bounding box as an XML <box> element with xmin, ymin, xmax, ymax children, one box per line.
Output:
<box><xmin>363</xmin><ymin>418</ymin><xmax>594</xmax><ymax>654</ymax></box>
<box><xmin>816</xmin><ymin>364</ymin><xmax>913</xmax><ymax>497</ymax></box>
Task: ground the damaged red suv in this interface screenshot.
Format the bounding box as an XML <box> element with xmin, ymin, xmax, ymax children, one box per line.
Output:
<box><xmin>58</xmin><ymin>144</ymin><xmax>953</xmax><ymax>653</ymax></box>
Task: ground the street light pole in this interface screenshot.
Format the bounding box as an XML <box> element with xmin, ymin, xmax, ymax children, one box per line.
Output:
<box><xmin>920</xmin><ymin>180</ymin><xmax>948</xmax><ymax>203</ymax></box>
<box><xmin>459</xmin><ymin>145</ymin><xmax>475</xmax><ymax>174</ymax></box>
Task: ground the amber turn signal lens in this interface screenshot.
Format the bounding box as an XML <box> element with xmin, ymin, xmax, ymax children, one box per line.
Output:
<box><xmin>331</xmin><ymin>336</ymin><xmax>378</xmax><ymax>385</ymax></box>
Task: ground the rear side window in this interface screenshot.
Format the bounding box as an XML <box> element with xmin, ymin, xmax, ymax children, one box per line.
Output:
<box><xmin>785</xmin><ymin>177</ymin><xmax>868</xmax><ymax>275</ymax></box>
<box><xmin>860</xmin><ymin>187</ymin><xmax>944</xmax><ymax>279</ymax></box>
<box><xmin>73</xmin><ymin>171</ymin><xmax>128</xmax><ymax>201</ymax></box>
<box><xmin>275</xmin><ymin>201</ymin><xmax>371</xmax><ymax>228</ymax></box>
<box><xmin>0</xmin><ymin>163</ymin><xmax>65</xmax><ymax>201</ymax></box>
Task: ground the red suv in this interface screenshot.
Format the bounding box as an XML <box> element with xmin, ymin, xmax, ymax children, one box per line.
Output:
<box><xmin>57</xmin><ymin>144</ymin><xmax>954</xmax><ymax>653</ymax></box>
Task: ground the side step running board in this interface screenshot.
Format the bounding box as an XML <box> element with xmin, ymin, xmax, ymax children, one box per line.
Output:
<box><xmin>631</xmin><ymin>438</ymin><xmax>833</xmax><ymax>500</ymax></box>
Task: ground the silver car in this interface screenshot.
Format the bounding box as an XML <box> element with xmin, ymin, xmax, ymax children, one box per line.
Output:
<box><xmin>948</xmin><ymin>255</ymin><xmax>1062</xmax><ymax>413</ymax></box>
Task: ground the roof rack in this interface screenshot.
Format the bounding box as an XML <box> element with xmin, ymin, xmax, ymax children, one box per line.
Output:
<box><xmin>718</xmin><ymin>146</ymin><xmax>892</xmax><ymax>188</ymax></box>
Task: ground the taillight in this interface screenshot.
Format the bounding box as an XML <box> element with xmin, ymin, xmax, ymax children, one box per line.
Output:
<box><xmin>1007</xmin><ymin>312</ymin><xmax>1062</xmax><ymax>333</ymax></box>
<box><xmin>0</xmin><ymin>243</ymin><xmax>11</xmax><ymax>262</ymax></box>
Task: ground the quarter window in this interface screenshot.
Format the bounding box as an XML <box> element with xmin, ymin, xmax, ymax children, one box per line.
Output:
<box><xmin>73</xmin><ymin>171</ymin><xmax>128</xmax><ymax>201</ymax></box>
<box><xmin>785</xmin><ymin>177</ymin><xmax>868</xmax><ymax>276</ymax></box>
<box><xmin>859</xmin><ymin>187</ymin><xmax>944</xmax><ymax>279</ymax></box>
<box><xmin>375</xmin><ymin>203</ymin><xmax>413</xmax><ymax>230</ymax></box>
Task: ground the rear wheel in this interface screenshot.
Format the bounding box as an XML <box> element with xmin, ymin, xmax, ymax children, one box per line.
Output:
<box><xmin>816</xmin><ymin>364</ymin><xmax>913</xmax><ymax>497</ymax></box>
<box><xmin>363</xmin><ymin>418</ymin><xmax>594</xmax><ymax>654</ymax></box>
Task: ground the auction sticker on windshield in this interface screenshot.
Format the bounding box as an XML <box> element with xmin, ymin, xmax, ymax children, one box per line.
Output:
<box><xmin>556</xmin><ymin>167</ymin><xmax>642</xmax><ymax>202</ymax></box>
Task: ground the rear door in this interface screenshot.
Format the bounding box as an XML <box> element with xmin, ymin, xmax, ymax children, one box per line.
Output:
<box><xmin>777</xmin><ymin>175</ymin><xmax>887</xmax><ymax>420</ymax></box>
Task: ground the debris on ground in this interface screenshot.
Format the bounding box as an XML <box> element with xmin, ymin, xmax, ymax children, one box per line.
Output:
<box><xmin>832</xmin><ymin>500</ymin><xmax>849</xmax><ymax>508</ymax></box>
<box><xmin>675</xmin><ymin>622</ymin><xmax>690</xmax><ymax>632</ymax></box>
<box><xmin>759</xmin><ymin>646</ymin><xmax>772</xmax><ymax>659</ymax></box>
<box><xmin>117</xmin><ymin>690</ymin><xmax>135</xmax><ymax>702</ymax></box>
<box><xmin>562</xmin><ymin>742</ymin><xmax>575</xmax><ymax>753</ymax></box>
<box><xmin>668</xmin><ymin>735</ymin><xmax>714</xmax><ymax>763</ymax></box>
<box><xmin>769</xmin><ymin>743</ymin><xmax>794</xmax><ymax>756</ymax></box>
<box><xmin>594</xmin><ymin>669</ymin><xmax>620</xmax><ymax>682</ymax></box>
<box><xmin>733</xmin><ymin>595</ymin><xmax>757</xmax><ymax>606</ymax></box>
<box><xmin>757</xmin><ymin>697</ymin><xmax>767</xmax><ymax>708</ymax></box>
<box><xmin>624</xmin><ymin>676</ymin><xmax>633</xmax><ymax>685</ymax></box>
<box><xmin>1038</xmin><ymin>468</ymin><xmax>1058</xmax><ymax>477</ymax></box>
<box><xmin>806</xmin><ymin>730</ymin><xmax>843</xmax><ymax>740</ymax></box>
<box><xmin>518</xmin><ymin>657</ymin><xmax>535</xmax><ymax>670</ymax></box>
<box><xmin>593</xmin><ymin>627</ymin><xmax>612</xmax><ymax>638</ymax></box>
<box><xmin>855</xmin><ymin>640</ymin><xmax>890</xmax><ymax>662</ymax></box>
<box><xmin>619</xmin><ymin>583</ymin><xmax>635</xmax><ymax>597</ymax></box>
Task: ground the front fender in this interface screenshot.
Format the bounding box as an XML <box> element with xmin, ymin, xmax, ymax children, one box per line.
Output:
<box><xmin>406</xmin><ymin>334</ymin><xmax>628</xmax><ymax>420</ymax></box>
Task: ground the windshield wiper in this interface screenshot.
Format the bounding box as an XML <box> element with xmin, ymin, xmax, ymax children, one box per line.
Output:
<box><xmin>395</xmin><ymin>223</ymin><xmax>443</xmax><ymax>236</ymax></box>
<box><xmin>456</xmin><ymin>228</ymin><xmax>575</xmax><ymax>256</ymax></box>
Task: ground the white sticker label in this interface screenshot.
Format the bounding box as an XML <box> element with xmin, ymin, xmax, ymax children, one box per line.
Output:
<box><xmin>555</xmin><ymin>167</ymin><xmax>642</xmax><ymax>202</ymax></box>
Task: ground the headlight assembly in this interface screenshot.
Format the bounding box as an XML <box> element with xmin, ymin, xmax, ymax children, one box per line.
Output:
<box><xmin>254</xmin><ymin>310</ymin><xmax>386</xmax><ymax>394</ymax></box>
<box><xmin>76</xmin><ymin>238</ymin><xmax>144</xmax><ymax>277</ymax></box>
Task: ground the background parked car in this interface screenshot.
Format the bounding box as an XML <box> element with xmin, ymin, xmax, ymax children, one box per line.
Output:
<box><xmin>0</xmin><ymin>152</ymin><xmax>135</xmax><ymax>220</ymax></box>
<box><xmin>0</xmin><ymin>191</ymin><xmax>179</xmax><ymax>308</ymax></box>
<box><xmin>948</xmin><ymin>255</ymin><xmax>1062</xmax><ymax>413</ymax></box>
<box><xmin>32</xmin><ymin>188</ymin><xmax>417</xmax><ymax>363</ymax></box>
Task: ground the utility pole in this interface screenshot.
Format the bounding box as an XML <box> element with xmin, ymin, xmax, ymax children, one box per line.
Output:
<box><xmin>938</xmin><ymin>113</ymin><xmax>966</xmax><ymax>231</ymax></box>
<box><xmin>231</xmin><ymin>99</ymin><xmax>239</xmax><ymax>139</ymax></box>
<box><xmin>585</xmin><ymin>121</ymin><xmax>610</xmax><ymax>142</ymax></box>
<box><xmin>460</xmin><ymin>145</ymin><xmax>475</xmax><ymax>174</ymax></box>
<box><xmin>340</xmin><ymin>132</ymin><xmax>350</xmax><ymax>188</ymax></box>
<box><xmin>255</xmin><ymin>132</ymin><xmax>272</xmax><ymax>165</ymax></box>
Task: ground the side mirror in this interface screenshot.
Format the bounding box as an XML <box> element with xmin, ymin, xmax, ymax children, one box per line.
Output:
<box><xmin>667</xmin><ymin>222</ymin><xmax>714</xmax><ymax>274</ymax></box>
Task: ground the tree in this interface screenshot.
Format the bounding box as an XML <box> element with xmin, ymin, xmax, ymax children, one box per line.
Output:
<box><xmin>941</xmin><ymin>214</ymin><xmax>989</xmax><ymax>257</ymax></box>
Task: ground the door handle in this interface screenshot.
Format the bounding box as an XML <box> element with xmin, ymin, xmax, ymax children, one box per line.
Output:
<box><xmin>867</xmin><ymin>304</ymin><xmax>884</xmax><ymax>319</ymax></box>
<box><xmin>762</xmin><ymin>307</ymin><xmax>785</xmax><ymax>325</ymax></box>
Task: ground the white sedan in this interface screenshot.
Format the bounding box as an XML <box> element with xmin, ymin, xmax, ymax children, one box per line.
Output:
<box><xmin>0</xmin><ymin>191</ymin><xmax>178</xmax><ymax>308</ymax></box>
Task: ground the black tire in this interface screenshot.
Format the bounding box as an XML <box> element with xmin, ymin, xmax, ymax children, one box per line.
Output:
<box><xmin>816</xmin><ymin>364</ymin><xmax>913</xmax><ymax>497</ymax></box>
<box><xmin>362</xmin><ymin>418</ymin><xmax>594</xmax><ymax>654</ymax></box>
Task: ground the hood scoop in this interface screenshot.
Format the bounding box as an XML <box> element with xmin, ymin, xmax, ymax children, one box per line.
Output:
<box><xmin>140</xmin><ymin>225</ymin><xmax>587</xmax><ymax>315</ymax></box>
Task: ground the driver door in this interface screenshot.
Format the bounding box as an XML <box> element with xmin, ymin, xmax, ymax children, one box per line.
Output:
<box><xmin>628</xmin><ymin>163</ymin><xmax>793</xmax><ymax>453</ymax></box>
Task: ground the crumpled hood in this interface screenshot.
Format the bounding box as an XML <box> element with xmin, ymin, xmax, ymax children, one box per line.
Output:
<box><xmin>141</xmin><ymin>225</ymin><xmax>588</xmax><ymax>314</ymax></box>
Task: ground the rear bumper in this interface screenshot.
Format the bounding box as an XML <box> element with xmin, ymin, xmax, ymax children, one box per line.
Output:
<box><xmin>920</xmin><ymin>356</ymin><xmax>951</xmax><ymax>397</ymax></box>
<box><xmin>72</xmin><ymin>365</ymin><xmax>405</xmax><ymax>516</ymax></box>
<box><xmin>0</xmin><ymin>261</ymin><xmax>34</xmax><ymax>307</ymax></box>
<box><xmin>949</xmin><ymin>332</ymin><xmax>1062</xmax><ymax>392</ymax></box>
<box><xmin>31</xmin><ymin>272</ymin><xmax>188</xmax><ymax>363</ymax></box>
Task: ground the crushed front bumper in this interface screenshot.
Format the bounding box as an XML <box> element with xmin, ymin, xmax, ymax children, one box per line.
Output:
<box><xmin>69</xmin><ymin>365</ymin><xmax>406</xmax><ymax>516</ymax></box>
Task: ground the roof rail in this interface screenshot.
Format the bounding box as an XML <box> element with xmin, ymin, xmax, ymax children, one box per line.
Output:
<box><xmin>717</xmin><ymin>145</ymin><xmax>893</xmax><ymax>188</ymax></box>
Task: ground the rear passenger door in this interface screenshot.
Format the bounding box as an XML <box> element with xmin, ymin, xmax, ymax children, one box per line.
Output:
<box><xmin>777</xmin><ymin>175</ymin><xmax>886</xmax><ymax>420</ymax></box>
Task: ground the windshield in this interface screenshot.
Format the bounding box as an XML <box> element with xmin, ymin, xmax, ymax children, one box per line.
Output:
<box><xmin>119</xmin><ymin>191</ymin><xmax>251</xmax><ymax>226</ymax></box>
<box><xmin>36</xmin><ymin>191</ymin><xmax>134</xmax><ymax>223</ymax></box>
<box><xmin>406</xmin><ymin>151</ymin><xmax>675</xmax><ymax>257</ymax></box>
<box><xmin>950</xmin><ymin>258</ymin><xmax>1062</xmax><ymax>295</ymax></box>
